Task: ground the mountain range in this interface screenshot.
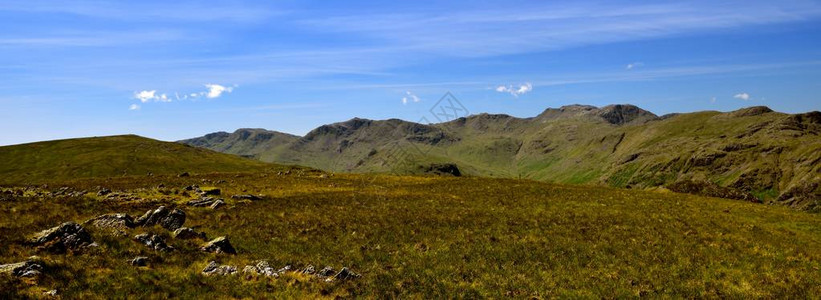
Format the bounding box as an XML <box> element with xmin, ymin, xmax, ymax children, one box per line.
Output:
<box><xmin>180</xmin><ymin>104</ymin><xmax>821</xmax><ymax>211</ymax></box>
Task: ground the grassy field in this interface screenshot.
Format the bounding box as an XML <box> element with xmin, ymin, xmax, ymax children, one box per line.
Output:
<box><xmin>2</xmin><ymin>170</ymin><xmax>820</xmax><ymax>298</ymax></box>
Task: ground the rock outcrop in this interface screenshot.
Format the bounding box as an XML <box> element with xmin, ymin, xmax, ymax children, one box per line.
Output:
<box><xmin>84</xmin><ymin>213</ymin><xmax>135</xmax><ymax>236</ymax></box>
<box><xmin>201</xmin><ymin>237</ymin><xmax>236</xmax><ymax>254</ymax></box>
<box><xmin>135</xmin><ymin>206</ymin><xmax>186</xmax><ymax>231</ymax></box>
<box><xmin>29</xmin><ymin>222</ymin><xmax>95</xmax><ymax>253</ymax></box>
<box><xmin>0</xmin><ymin>257</ymin><xmax>44</xmax><ymax>278</ymax></box>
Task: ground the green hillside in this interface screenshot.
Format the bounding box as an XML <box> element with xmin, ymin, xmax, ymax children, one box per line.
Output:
<box><xmin>181</xmin><ymin>105</ymin><xmax>821</xmax><ymax>211</ymax></box>
<box><xmin>0</xmin><ymin>135</ymin><xmax>274</xmax><ymax>184</ymax></box>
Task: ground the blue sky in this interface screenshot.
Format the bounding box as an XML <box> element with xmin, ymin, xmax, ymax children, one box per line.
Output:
<box><xmin>1</xmin><ymin>0</ymin><xmax>820</xmax><ymax>145</ymax></box>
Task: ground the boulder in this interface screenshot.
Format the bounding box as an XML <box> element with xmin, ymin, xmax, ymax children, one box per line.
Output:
<box><xmin>135</xmin><ymin>206</ymin><xmax>186</xmax><ymax>231</ymax></box>
<box><xmin>29</xmin><ymin>222</ymin><xmax>94</xmax><ymax>253</ymax></box>
<box><xmin>202</xmin><ymin>261</ymin><xmax>237</xmax><ymax>276</ymax></box>
<box><xmin>84</xmin><ymin>213</ymin><xmax>135</xmax><ymax>236</ymax></box>
<box><xmin>0</xmin><ymin>257</ymin><xmax>44</xmax><ymax>278</ymax></box>
<box><xmin>178</xmin><ymin>172</ymin><xmax>190</xmax><ymax>177</ymax></box>
<box><xmin>201</xmin><ymin>236</ymin><xmax>236</xmax><ymax>254</ymax></box>
<box><xmin>134</xmin><ymin>233</ymin><xmax>173</xmax><ymax>252</ymax></box>
<box><xmin>172</xmin><ymin>227</ymin><xmax>206</xmax><ymax>240</ymax></box>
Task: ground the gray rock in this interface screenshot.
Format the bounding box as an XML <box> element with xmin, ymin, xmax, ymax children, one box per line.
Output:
<box><xmin>29</xmin><ymin>222</ymin><xmax>94</xmax><ymax>252</ymax></box>
<box><xmin>0</xmin><ymin>257</ymin><xmax>44</xmax><ymax>278</ymax></box>
<box><xmin>330</xmin><ymin>267</ymin><xmax>361</xmax><ymax>281</ymax></box>
<box><xmin>97</xmin><ymin>188</ymin><xmax>111</xmax><ymax>196</ymax></box>
<box><xmin>202</xmin><ymin>261</ymin><xmax>237</xmax><ymax>276</ymax></box>
<box><xmin>210</xmin><ymin>199</ymin><xmax>225</xmax><ymax>209</ymax></box>
<box><xmin>134</xmin><ymin>233</ymin><xmax>173</xmax><ymax>252</ymax></box>
<box><xmin>131</xmin><ymin>256</ymin><xmax>148</xmax><ymax>266</ymax></box>
<box><xmin>134</xmin><ymin>206</ymin><xmax>186</xmax><ymax>231</ymax></box>
<box><xmin>317</xmin><ymin>266</ymin><xmax>336</xmax><ymax>277</ymax></box>
<box><xmin>201</xmin><ymin>188</ymin><xmax>221</xmax><ymax>196</ymax></box>
<box><xmin>301</xmin><ymin>265</ymin><xmax>316</xmax><ymax>275</ymax></box>
<box><xmin>200</xmin><ymin>236</ymin><xmax>236</xmax><ymax>254</ymax></box>
<box><xmin>84</xmin><ymin>213</ymin><xmax>134</xmax><ymax>236</ymax></box>
<box><xmin>187</xmin><ymin>197</ymin><xmax>219</xmax><ymax>207</ymax></box>
<box><xmin>172</xmin><ymin>227</ymin><xmax>206</xmax><ymax>240</ymax></box>
<box><xmin>44</xmin><ymin>290</ymin><xmax>58</xmax><ymax>297</ymax></box>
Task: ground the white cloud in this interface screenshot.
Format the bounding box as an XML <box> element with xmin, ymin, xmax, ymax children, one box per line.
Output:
<box><xmin>130</xmin><ymin>84</ymin><xmax>236</xmax><ymax>107</ymax></box>
<box><xmin>401</xmin><ymin>91</ymin><xmax>420</xmax><ymax>105</ymax></box>
<box><xmin>128</xmin><ymin>104</ymin><xmax>140</xmax><ymax>110</ymax></box>
<box><xmin>495</xmin><ymin>82</ymin><xmax>533</xmax><ymax>97</ymax></box>
<box><xmin>205</xmin><ymin>84</ymin><xmax>234</xmax><ymax>99</ymax></box>
<box><xmin>711</xmin><ymin>97</ymin><xmax>716</xmax><ymax>103</ymax></box>
<box><xmin>134</xmin><ymin>90</ymin><xmax>157</xmax><ymax>103</ymax></box>
<box><xmin>626</xmin><ymin>62</ymin><xmax>644</xmax><ymax>70</ymax></box>
<box><xmin>734</xmin><ymin>92</ymin><xmax>751</xmax><ymax>101</ymax></box>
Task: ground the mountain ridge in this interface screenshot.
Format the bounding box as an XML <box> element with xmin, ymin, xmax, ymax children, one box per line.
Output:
<box><xmin>181</xmin><ymin>104</ymin><xmax>820</xmax><ymax>211</ymax></box>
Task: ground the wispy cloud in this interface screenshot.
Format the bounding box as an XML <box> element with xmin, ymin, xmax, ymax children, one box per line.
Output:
<box><xmin>0</xmin><ymin>1</ymin><xmax>281</xmax><ymax>23</ymax></box>
<box><xmin>734</xmin><ymin>92</ymin><xmax>751</xmax><ymax>100</ymax></box>
<box><xmin>495</xmin><ymin>83</ymin><xmax>533</xmax><ymax>97</ymax></box>
<box><xmin>129</xmin><ymin>104</ymin><xmax>140</xmax><ymax>110</ymax></box>
<box><xmin>626</xmin><ymin>62</ymin><xmax>644</xmax><ymax>70</ymax></box>
<box><xmin>300</xmin><ymin>2</ymin><xmax>821</xmax><ymax>57</ymax></box>
<box><xmin>401</xmin><ymin>91</ymin><xmax>421</xmax><ymax>104</ymax></box>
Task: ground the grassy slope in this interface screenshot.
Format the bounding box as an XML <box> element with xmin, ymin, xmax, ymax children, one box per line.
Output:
<box><xmin>1</xmin><ymin>172</ymin><xmax>820</xmax><ymax>298</ymax></box>
<box><xmin>0</xmin><ymin>135</ymin><xmax>275</xmax><ymax>185</ymax></box>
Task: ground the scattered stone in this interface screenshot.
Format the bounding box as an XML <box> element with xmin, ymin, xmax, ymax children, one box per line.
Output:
<box><xmin>178</xmin><ymin>172</ymin><xmax>190</xmax><ymax>177</ymax></box>
<box><xmin>134</xmin><ymin>233</ymin><xmax>173</xmax><ymax>252</ymax></box>
<box><xmin>329</xmin><ymin>267</ymin><xmax>361</xmax><ymax>281</ymax></box>
<box><xmin>97</xmin><ymin>188</ymin><xmax>112</xmax><ymax>196</ymax></box>
<box><xmin>131</xmin><ymin>256</ymin><xmax>148</xmax><ymax>267</ymax></box>
<box><xmin>317</xmin><ymin>266</ymin><xmax>336</xmax><ymax>277</ymax></box>
<box><xmin>277</xmin><ymin>265</ymin><xmax>293</xmax><ymax>273</ymax></box>
<box><xmin>201</xmin><ymin>188</ymin><xmax>221</xmax><ymax>196</ymax></box>
<box><xmin>243</xmin><ymin>260</ymin><xmax>278</xmax><ymax>277</ymax></box>
<box><xmin>134</xmin><ymin>206</ymin><xmax>186</xmax><ymax>231</ymax></box>
<box><xmin>29</xmin><ymin>222</ymin><xmax>94</xmax><ymax>253</ymax></box>
<box><xmin>187</xmin><ymin>197</ymin><xmax>222</xmax><ymax>207</ymax></box>
<box><xmin>44</xmin><ymin>290</ymin><xmax>58</xmax><ymax>297</ymax></box>
<box><xmin>210</xmin><ymin>199</ymin><xmax>225</xmax><ymax>209</ymax></box>
<box><xmin>301</xmin><ymin>265</ymin><xmax>316</xmax><ymax>275</ymax></box>
<box><xmin>173</xmin><ymin>227</ymin><xmax>206</xmax><ymax>240</ymax></box>
<box><xmin>231</xmin><ymin>194</ymin><xmax>262</xmax><ymax>201</ymax></box>
<box><xmin>0</xmin><ymin>257</ymin><xmax>44</xmax><ymax>278</ymax></box>
<box><xmin>84</xmin><ymin>213</ymin><xmax>135</xmax><ymax>236</ymax></box>
<box><xmin>202</xmin><ymin>261</ymin><xmax>237</xmax><ymax>276</ymax></box>
<box><xmin>201</xmin><ymin>236</ymin><xmax>236</xmax><ymax>254</ymax></box>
